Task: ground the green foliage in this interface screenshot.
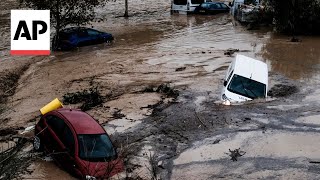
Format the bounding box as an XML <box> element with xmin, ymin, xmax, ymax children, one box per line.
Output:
<box><xmin>19</xmin><ymin>0</ymin><xmax>100</xmax><ymax>33</ymax></box>
<box><xmin>267</xmin><ymin>0</ymin><xmax>320</xmax><ymax>35</ymax></box>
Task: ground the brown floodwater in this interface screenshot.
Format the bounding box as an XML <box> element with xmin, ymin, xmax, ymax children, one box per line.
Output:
<box><xmin>1</xmin><ymin>0</ymin><xmax>320</xmax><ymax>179</ymax></box>
<box><xmin>262</xmin><ymin>34</ymin><xmax>320</xmax><ymax>80</ymax></box>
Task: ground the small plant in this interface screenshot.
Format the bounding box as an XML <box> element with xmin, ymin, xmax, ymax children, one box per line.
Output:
<box><xmin>226</xmin><ymin>148</ymin><xmax>246</xmax><ymax>162</ymax></box>
<box><xmin>63</xmin><ymin>87</ymin><xmax>103</xmax><ymax>111</ymax></box>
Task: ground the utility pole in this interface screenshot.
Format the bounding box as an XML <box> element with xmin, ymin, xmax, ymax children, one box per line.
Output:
<box><xmin>124</xmin><ymin>0</ymin><xmax>128</xmax><ymax>17</ymax></box>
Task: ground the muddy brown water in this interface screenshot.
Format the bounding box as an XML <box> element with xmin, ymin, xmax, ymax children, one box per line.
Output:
<box><xmin>1</xmin><ymin>0</ymin><xmax>320</xmax><ymax>179</ymax></box>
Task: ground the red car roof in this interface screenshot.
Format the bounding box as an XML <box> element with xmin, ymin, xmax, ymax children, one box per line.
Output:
<box><xmin>55</xmin><ymin>108</ymin><xmax>105</xmax><ymax>134</ymax></box>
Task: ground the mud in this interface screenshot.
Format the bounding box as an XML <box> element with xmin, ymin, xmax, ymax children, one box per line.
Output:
<box><xmin>0</xmin><ymin>138</ymin><xmax>33</xmax><ymax>180</ymax></box>
<box><xmin>268</xmin><ymin>84</ymin><xmax>299</xmax><ymax>97</ymax></box>
<box><xmin>0</xmin><ymin>128</ymin><xmax>17</xmax><ymax>137</ymax></box>
<box><xmin>143</xmin><ymin>84</ymin><xmax>179</xmax><ymax>99</ymax></box>
<box><xmin>62</xmin><ymin>87</ymin><xmax>104</xmax><ymax>111</ymax></box>
<box><xmin>0</xmin><ymin>65</ymin><xmax>30</xmax><ymax>103</ymax></box>
<box><xmin>1</xmin><ymin>0</ymin><xmax>320</xmax><ymax>179</ymax></box>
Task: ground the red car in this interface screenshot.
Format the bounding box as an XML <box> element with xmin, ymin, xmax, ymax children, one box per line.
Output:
<box><xmin>34</xmin><ymin>108</ymin><xmax>124</xmax><ymax>179</ymax></box>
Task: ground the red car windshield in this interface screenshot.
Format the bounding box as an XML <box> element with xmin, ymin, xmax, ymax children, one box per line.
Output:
<box><xmin>78</xmin><ymin>134</ymin><xmax>116</xmax><ymax>162</ymax></box>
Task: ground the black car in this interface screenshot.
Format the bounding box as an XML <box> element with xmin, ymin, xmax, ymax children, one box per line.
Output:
<box><xmin>53</xmin><ymin>27</ymin><xmax>114</xmax><ymax>51</ymax></box>
<box><xmin>194</xmin><ymin>2</ymin><xmax>230</xmax><ymax>15</ymax></box>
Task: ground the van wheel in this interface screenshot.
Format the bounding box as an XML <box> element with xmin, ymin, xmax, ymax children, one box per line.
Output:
<box><xmin>33</xmin><ymin>136</ymin><xmax>43</xmax><ymax>151</ymax></box>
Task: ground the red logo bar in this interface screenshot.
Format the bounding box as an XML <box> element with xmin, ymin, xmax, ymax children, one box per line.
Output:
<box><xmin>10</xmin><ymin>50</ymin><xmax>51</xmax><ymax>55</ymax></box>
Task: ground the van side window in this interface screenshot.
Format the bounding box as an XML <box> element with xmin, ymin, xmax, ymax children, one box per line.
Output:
<box><xmin>174</xmin><ymin>0</ymin><xmax>187</xmax><ymax>5</ymax></box>
<box><xmin>227</xmin><ymin>70</ymin><xmax>234</xmax><ymax>82</ymax></box>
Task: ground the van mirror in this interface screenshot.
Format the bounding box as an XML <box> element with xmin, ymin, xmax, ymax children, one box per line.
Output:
<box><xmin>223</xmin><ymin>81</ymin><xmax>228</xmax><ymax>86</ymax></box>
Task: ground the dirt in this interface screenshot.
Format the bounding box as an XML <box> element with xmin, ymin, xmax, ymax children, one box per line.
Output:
<box><xmin>1</xmin><ymin>0</ymin><xmax>320</xmax><ymax>179</ymax></box>
<box><xmin>0</xmin><ymin>128</ymin><xmax>18</xmax><ymax>137</ymax></box>
<box><xmin>142</xmin><ymin>84</ymin><xmax>179</xmax><ymax>99</ymax></box>
<box><xmin>62</xmin><ymin>87</ymin><xmax>104</xmax><ymax>111</ymax></box>
<box><xmin>0</xmin><ymin>138</ymin><xmax>33</xmax><ymax>180</ymax></box>
<box><xmin>0</xmin><ymin>65</ymin><xmax>30</xmax><ymax>103</ymax></box>
<box><xmin>268</xmin><ymin>84</ymin><xmax>299</xmax><ymax>97</ymax></box>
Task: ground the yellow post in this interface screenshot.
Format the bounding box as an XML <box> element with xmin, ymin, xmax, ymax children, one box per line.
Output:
<box><xmin>40</xmin><ymin>98</ymin><xmax>63</xmax><ymax>115</ymax></box>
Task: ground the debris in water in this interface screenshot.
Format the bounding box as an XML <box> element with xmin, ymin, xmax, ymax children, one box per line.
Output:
<box><xmin>268</xmin><ymin>84</ymin><xmax>298</xmax><ymax>97</ymax></box>
<box><xmin>213</xmin><ymin>139</ymin><xmax>220</xmax><ymax>144</ymax></box>
<box><xmin>0</xmin><ymin>137</ymin><xmax>33</xmax><ymax>179</ymax></box>
<box><xmin>224</xmin><ymin>48</ymin><xmax>239</xmax><ymax>56</ymax></box>
<box><xmin>0</xmin><ymin>128</ymin><xmax>18</xmax><ymax>136</ymax></box>
<box><xmin>175</xmin><ymin>67</ymin><xmax>186</xmax><ymax>72</ymax></box>
<box><xmin>143</xmin><ymin>84</ymin><xmax>179</xmax><ymax>99</ymax></box>
<box><xmin>42</xmin><ymin>156</ymin><xmax>53</xmax><ymax>162</ymax></box>
<box><xmin>20</xmin><ymin>125</ymin><xmax>35</xmax><ymax>135</ymax></box>
<box><xmin>227</xmin><ymin>148</ymin><xmax>246</xmax><ymax>161</ymax></box>
<box><xmin>290</xmin><ymin>37</ymin><xmax>301</xmax><ymax>42</ymax></box>
<box><xmin>112</xmin><ymin>109</ymin><xmax>126</xmax><ymax>119</ymax></box>
<box><xmin>63</xmin><ymin>87</ymin><xmax>103</xmax><ymax>111</ymax></box>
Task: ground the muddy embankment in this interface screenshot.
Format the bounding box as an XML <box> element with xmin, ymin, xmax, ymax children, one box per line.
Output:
<box><xmin>1</xmin><ymin>0</ymin><xmax>320</xmax><ymax>179</ymax></box>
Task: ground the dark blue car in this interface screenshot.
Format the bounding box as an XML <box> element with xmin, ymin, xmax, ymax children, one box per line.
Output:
<box><xmin>53</xmin><ymin>27</ymin><xmax>114</xmax><ymax>50</ymax></box>
<box><xmin>194</xmin><ymin>2</ymin><xmax>230</xmax><ymax>15</ymax></box>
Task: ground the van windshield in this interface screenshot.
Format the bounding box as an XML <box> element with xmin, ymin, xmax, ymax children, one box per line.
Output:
<box><xmin>227</xmin><ymin>74</ymin><xmax>266</xmax><ymax>99</ymax></box>
<box><xmin>78</xmin><ymin>134</ymin><xmax>116</xmax><ymax>162</ymax></box>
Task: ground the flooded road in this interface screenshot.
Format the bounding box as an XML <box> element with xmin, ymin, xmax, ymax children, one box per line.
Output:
<box><xmin>1</xmin><ymin>0</ymin><xmax>320</xmax><ymax>179</ymax></box>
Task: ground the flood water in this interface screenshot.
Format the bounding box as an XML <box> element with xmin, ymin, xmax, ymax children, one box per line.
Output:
<box><xmin>1</xmin><ymin>0</ymin><xmax>320</xmax><ymax>179</ymax></box>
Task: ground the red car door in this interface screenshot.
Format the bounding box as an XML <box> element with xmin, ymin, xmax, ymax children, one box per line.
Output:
<box><xmin>45</xmin><ymin>115</ymin><xmax>77</xmax><ymax>175</ymax></box>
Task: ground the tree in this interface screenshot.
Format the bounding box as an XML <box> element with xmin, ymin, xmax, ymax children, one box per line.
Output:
<box><xmin>19</xmin><ymin>0</ymin><xmax>100</xmax><ymax>49</ymax></box>
<box><xmin>267</xmin><ymin>0</ymin><xmax>320</xmax><ymax>35</ymax></box>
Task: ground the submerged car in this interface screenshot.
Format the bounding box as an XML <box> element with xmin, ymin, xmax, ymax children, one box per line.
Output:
<box><xmin>34</xmin><ymin>108</ymin><xmax>123</xmax><ymax>179</ymax></box>
<box><xmin>221</xmin><ymin>54</ymin><xmax>268</xmax><ymax>103</ymax></box>
<box><xmin>53</xmin><ymin>27</ymin><xmax>114</xmax><ymax>50</ymax></box>
<box><xmin>194</xmin><ymin>2</ymin><xmax>230</xmax><ymax>15</ymax></box>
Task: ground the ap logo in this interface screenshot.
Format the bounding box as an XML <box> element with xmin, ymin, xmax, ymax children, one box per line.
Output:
<box><xmin>11</xmin><ymin>10</ymin><xmax>50</xmax><ymax>55</ymax></box>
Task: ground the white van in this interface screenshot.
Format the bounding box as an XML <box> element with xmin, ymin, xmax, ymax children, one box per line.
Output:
<box><xmin>171</xmin><ymin>0</ymin><xmax>210</xmax><ymax>14</ymax></box>
<box><xmin>221</xmin><ymin>54</ymin><xmax>268</xmax><ymax>103</ymax></box>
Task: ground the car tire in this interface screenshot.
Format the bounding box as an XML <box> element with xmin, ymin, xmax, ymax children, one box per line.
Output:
<box><xmin>33</xmin><ymin>136</ymin><xmax>43</xmax><ymax>151</ymax></box>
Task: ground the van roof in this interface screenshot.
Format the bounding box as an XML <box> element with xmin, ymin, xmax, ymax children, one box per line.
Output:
<box><xmin>233</xmin><ymin>54</ymin><xmax>268</xmax><ymax>84</ymax></box>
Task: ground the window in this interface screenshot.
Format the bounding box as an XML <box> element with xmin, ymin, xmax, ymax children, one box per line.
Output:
<box><xmin>191</xmin><ymin>0</ymin><xmax>204</xmax><ymax>4</ymax></box>
<box><xmin>221</xmin><ymin>3</ymin><xmax>228</xmax><ymax>9</ymax></box>
<box><xmin>173</xmin><ymin>0</ymin><xmax>187</xmax><ymax>5</ymax></box>
<box><xmin>211</xmin><ymin>3</ymin><xmax>221</xmax><ymax>9</ymax></box>
<box><xmin>227</xmin><ymin>74</ymin><xmax>266</xmax><ymax>99</ymax></box>
<box><xmin>46</xmin><ymin>115</ymin><xmax>75</xmax><ymax>154</ymax></box>
<box><xmin>46</xmin><ymin>115</ymin><xmax>65</xmax><ymax>139</ymax></box>
<box><xmin>78</xmin><ymin>134</ymin><xmax>116</xmax><ymax>162</ymax></box>
<box><xmin>201</xmin><ymin>3</ymin><xmax>209</xmax><ymax>8</ymax></box>
<box><xmin>78</xmin><ymin>29</ymin><xmax>88</xmax><ymax>37</ymax></box>
<box><xmin>87</xmin><ymin>29</ymin><xmax>100</xmax><ymax>36</ymax></box>
<box><xmin>64</xmin><ymin>126</ymin><xmax>75</xmax><ymax>155</ymax></box>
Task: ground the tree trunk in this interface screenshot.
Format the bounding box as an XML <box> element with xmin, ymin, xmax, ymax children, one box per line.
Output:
<box><xmin>52</xmin><ymin>0</ymin><xmax>61</xmax><ymax>51</ymax></box>
<box><xmin>124</xmin><ymin>0</ymin><xmax>128</xmax><ymax>17</ymax></box>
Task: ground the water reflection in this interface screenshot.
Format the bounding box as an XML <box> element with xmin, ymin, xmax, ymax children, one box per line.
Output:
<box><xmin>262</xmin><ymin>34</ymin><xmax>320</xmax><ymax>80</ymax></box>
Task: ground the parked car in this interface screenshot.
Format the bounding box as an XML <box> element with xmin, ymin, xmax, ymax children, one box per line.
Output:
<box><xmin>53</xmin><ymin>27</ymin><xmax>114</xmax><ymax>50</ymax></box>
<box><xmin>194</xmin><ymin>2</ymin><xmax>230</xmax><ymax>15</ymax></box>
<box><xmin>230</xmin><ymin>0</ymin><xmax>261</xmax><ymax>23</ymax></box>
<box><xmin>33</xmin><ymin>108</ymin><xmax>123</xmax><ymax>179</ymax></box>
<box><xmin>221</xmin><ymin>54</ymin><xmax>268</xmax><ymax>104</ymax></box>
